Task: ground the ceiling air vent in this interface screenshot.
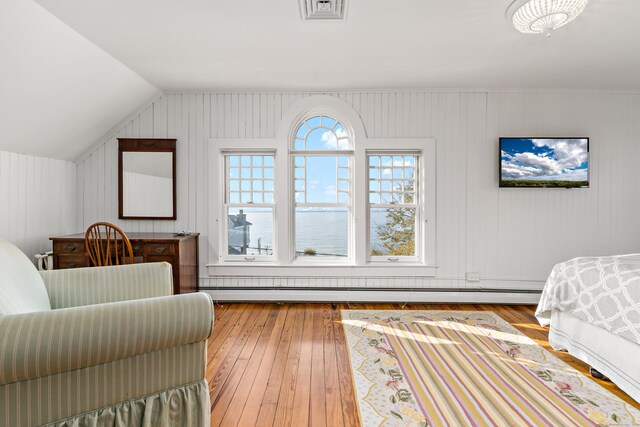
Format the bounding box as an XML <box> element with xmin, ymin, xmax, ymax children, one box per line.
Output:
<box><xmin>299</xmin><ymin>0</ymin><xmax>347</xmax><ymax>21</ymax></box>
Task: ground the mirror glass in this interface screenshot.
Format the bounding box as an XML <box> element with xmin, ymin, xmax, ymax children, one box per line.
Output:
<box><xmin>119</xmin><ymin>138</ymin><xmax>176</xmax><ymax>220</ymax></box>
<box><xmin>122</xmin><ymin>152</ymin><xmax>173</xmax><ymax>217</ymax></box>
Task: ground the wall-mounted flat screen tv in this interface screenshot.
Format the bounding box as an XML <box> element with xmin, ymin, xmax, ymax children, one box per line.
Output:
<box><xmin>499</xmin><ymin>137</ymin><xmax>589</xmax><ymax>188</ymax></box>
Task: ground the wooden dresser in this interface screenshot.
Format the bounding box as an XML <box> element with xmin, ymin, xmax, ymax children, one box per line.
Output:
<box><xmin>50</xmin><ymin>232</ymin><xmax>199</xmax><ymax>294</ymax></box>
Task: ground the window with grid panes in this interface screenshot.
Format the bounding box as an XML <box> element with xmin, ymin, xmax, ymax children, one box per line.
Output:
<box><xmin>291</xmin><ymin>115</ymin><xmax>352</xmax><ymax>260</ymax></box>
<box><xmin>224</xmin><ymin>154</ymin><xmax>275</xmax><ymax>260</ymax></box>
<box><xmin>212</xmin><ymin>97</ymin><xmax>436</xmax><ymax>271</ymax></box>
<box><xmin>368</xmin><ymin>153</ymin><xmax>419</xmax><ymax>261</ymax></box>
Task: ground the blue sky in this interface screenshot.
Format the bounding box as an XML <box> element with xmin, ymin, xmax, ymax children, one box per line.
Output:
<box><xmin>295</xmin><ymin>155</ymin><xmax>349</xmax><ymax>204</ymax></box>
<box><xmin>501</xmin><ymin>138</ymin><xmax>588</xmax><ymax>181</ymax></box>
<box><xmin>295</xmin><ymin>119</ymin><xmax>350</xmax><ymax>204</ymax></box>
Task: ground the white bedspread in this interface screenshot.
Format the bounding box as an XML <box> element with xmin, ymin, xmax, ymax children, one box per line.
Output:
<box><xmin>535</xmin><ymin>254</ymin><xmax>640</xmax><ymax>345</ymax></box>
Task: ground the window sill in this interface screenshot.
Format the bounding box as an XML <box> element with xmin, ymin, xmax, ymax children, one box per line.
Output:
<box><xmin>207</xmin><ymin>263</ymin><xmax>438</xmax><ymax>277</ymax></box>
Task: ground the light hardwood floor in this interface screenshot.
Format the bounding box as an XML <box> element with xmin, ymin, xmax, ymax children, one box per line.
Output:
<box><xmin>207</xmin><ymin>303</ymin><xmax>640</xmax><ymax>426</ymax></box>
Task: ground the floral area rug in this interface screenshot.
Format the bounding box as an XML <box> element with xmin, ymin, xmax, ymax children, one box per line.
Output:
<box><xmin>341</xmin><ymin>310</ymin><xmax>640</xmax><ymax>426</ymax></box>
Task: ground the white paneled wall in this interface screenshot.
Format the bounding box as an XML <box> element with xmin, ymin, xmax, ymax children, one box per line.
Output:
<box><xmin>75</xmin><ymin>91</ymin><xmax>640</xmax><ymax>291</ymax></box>
<box><xmin>0</xmin><ymin>151</ymin><xmax>76</xmax><ymax>261</ymax></box>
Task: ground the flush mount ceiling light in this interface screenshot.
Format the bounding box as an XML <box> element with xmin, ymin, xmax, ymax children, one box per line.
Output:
<box><xmin>299</xmin><ymin>0</ymin><xmax>347</xmax><ymax>21</ymax></box>
<box><xmin>506</xmin><ymin>0</ymin><xmax>588</xmax><ymax>36</ymax></box>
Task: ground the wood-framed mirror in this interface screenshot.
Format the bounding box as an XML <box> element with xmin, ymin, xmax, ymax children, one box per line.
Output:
<box><xmin>118</xmin><ymin>138</ymin><xmax>177</xmax><ymax>220</ymax></box>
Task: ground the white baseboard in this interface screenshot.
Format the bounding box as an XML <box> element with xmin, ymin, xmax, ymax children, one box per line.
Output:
<box><xmin>201</xmin><ymin>289</ymin><xmax>541</xmax><ymax>304</ymax></box>
<box><xmin>199</xmin><ymin>277</ymin><xmax>546</xmax><ymax>291</ymax></box>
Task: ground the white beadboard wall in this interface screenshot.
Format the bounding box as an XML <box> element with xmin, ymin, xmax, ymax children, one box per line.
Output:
<box><xmin>75</xmin><ymin>90</ymin><xmax>640</xmax><ymax>291</ymax></box>
<box><xmin>0</xmin><ymin>150</ymin><xmax>76</xmax><ymax>261</ymax></box>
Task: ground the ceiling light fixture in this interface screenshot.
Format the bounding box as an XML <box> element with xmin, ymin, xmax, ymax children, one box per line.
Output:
<box><xmin>506</xmin><ymin>0</ymin><xmax>588</xmax><ymax>37</ymax></box>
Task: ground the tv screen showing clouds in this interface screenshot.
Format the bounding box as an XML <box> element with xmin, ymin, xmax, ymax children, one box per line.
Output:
<box><xmin>499</xmin><ymin>137</ymin><xmax>589</xmax><ymax>188</ymax></box>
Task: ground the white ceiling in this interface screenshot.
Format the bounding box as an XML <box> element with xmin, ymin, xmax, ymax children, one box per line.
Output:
<box><xmin>34</xmin><ymin>0</ymin><xmax>640</xmax><ymax>91</ymax></box>
<box><xmin>0</xmin><ymin>0</ymin><xmax>158</xmax><ymax>160</ymax></box>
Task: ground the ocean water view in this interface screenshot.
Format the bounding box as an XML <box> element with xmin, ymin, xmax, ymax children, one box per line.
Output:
<box><xmin>229</xmin><ymin>210</ymin><xmax>393</xmax><ymax>257</ymax></box>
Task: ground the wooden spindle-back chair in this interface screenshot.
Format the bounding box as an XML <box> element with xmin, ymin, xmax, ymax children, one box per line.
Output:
<box><xmin>84</xmin><ymin>222</ymin><xmax>134</xmax><ymax>266</ymax></box>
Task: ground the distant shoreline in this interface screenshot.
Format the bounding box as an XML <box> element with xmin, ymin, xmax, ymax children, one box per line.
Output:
<box><xmin>500</xmin><ymin>180</ymin><xmax>588</xmax><ymax>188</ymax></box>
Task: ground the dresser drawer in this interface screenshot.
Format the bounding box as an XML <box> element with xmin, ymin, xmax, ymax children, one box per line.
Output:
<box><xmin>130</xmin><ymin>241</ymin><xmax>144</xmax><ymax>256</ymax></box>
<box><xmin>55</xmin><ymin>254</ymin><xmax>89</xmax><ymax>269</ymax></box>
<box><xmin>144</xmin><ymin>243</ymin><xmax>175</xmax><ymax>255</ymax></box>
<box><xmin>53</xmin><ymin>241</ymin><xmax>84</xmax><ymax>254</ymax></box>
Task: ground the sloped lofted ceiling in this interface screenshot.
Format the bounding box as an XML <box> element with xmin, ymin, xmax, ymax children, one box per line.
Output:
<box><xmin>0</xmin><ymin>0</ymin><xmax>159</xmax><ymax>160</ymax></box>
<box><xmin>5</xmin><ymin>1</ymin><xmax>640</xmax><ymax>161</ymax></box>
<box><xmin>34</xmin><ymin>0</ymin><xmax>640</xmax><ymax>91</ymax></box>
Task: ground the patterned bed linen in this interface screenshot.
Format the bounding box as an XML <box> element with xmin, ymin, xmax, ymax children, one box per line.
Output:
<box><xmin>535</xmin><ymin>253</ymin><xmax>640</xmax><ymax>345</ymax></box>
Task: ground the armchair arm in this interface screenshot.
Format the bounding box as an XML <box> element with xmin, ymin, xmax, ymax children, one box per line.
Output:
<box><xmin>40</xmin><ymin>262</ymin><xmax>173</xmax><ymax>308</ymax></box>
<box><xmin>0</xmin><ymin>292</ymin><xmax>213</xmax><ymax>386</ymax></box>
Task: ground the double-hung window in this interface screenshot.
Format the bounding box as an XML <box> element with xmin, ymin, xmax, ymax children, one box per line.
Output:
<box><xmin>223</xmin><ymin>153</ymin><xmax>275</xmax><ymax>261</ymax></box>
<box><xmin>368</xmin><ymin>153</ymin><xmax>419</xmax><ymax>262</ymax></box>
<box><xmin>291</xmin><ymin>116</ymin><xmax>353</xmax><ymax>261</ymax></box>
<box><xmin>211</xmin><ymin>96</ymin><xmax>436</xmax><ymax>275</ymax></box>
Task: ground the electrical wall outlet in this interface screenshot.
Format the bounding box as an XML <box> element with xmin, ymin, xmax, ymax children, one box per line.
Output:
<box><xmin>465</xmin><ymin>272</ymin><xmax>481</xmax><ymax>282</ymax></box>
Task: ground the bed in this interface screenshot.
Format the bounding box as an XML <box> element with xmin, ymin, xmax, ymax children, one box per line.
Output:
<box><xmin>535</xmin><ymin>254</ymin><xmax>640</xmax><ymax>403</ymax></box>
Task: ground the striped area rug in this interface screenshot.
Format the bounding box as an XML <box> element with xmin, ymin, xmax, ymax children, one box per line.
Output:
<box><xmin>342</xmin><ymin>310</ymin><xmax>640</xmax><ymax>426</ymax></box>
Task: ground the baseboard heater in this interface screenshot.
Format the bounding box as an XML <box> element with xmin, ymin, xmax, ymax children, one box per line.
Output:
<box><xmin>201</xmin><ymin>287</ymin><xmax>542</xmax><ymax>304</ymax></box>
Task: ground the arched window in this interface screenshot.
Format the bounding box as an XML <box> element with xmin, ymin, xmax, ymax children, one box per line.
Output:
<box><xmin>291</xmin><ymin>115</ymin><xmax>353</xmax><ymax>260</ymax></box>
<box><xmin>212</xmin><ymin>94</ymin><xmax>435</xmax><ymax>273</ymax></box>
<box><xmin>293</xmin><ymin>115</ymin><xmax>351</xmax><ymax>151</ymax></box>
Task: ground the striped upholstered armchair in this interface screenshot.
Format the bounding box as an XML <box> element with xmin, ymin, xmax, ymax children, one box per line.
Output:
<box><xmin>0</xmin><ymin>240</ymin><xmax>213</xmax><ymax>427</ymax></box>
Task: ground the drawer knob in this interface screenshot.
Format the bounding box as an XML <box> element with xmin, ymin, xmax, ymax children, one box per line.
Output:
<box><xmin>155</xmin><ymin>247</ymin><xmax>166</xmax><ymax>254</ymax></box>
<box><xmin>67</xmin><ymin>262</ymin><xmax>77</xmax><ymax>268</ymax></box>
<box><xmin>133</xmin><ymin>246</ymin><xmax>140</xmax><ymax>252</ymax></box>
<box><xmin>66</xmin><ymin>244</ymin><xmax>76</xmax><ymax>252</ymax></box>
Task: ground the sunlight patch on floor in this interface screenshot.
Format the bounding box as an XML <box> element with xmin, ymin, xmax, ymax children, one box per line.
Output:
<box><xmin>414</xmin><ymin>319</ymin><xmax>534</xmax><ymax>345</ymax></box>
<box><xmin>341</xmin><ymin>318</ymin><xmax>460</xmax><ymax>346</ymax></box>
<box><xmin>343</xmin><ymin>317</ymin><xmax>583</xmax><ymax>378</ymax></box>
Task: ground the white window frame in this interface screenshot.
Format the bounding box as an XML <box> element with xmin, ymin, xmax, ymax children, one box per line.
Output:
<box><xmin>290</xmin><ymin>115</ymin><xmax>354</xmax><ymax>264</ymax></box>
<box><xmin>221</xmin><ymin>151</ymin><xmax>276</xmax><ymax>262</ymax></box>
<box><xmin>353</xmin><ymin>138</ymin><xmax>436</xmax><ymax>271</ymax></box>
<box><xmin>367</xmin><ymin>151</ymin><xmax>421</xmax><ymax>264</ymax></box>
<box><xmin>208</xmin><ymin>95</ymin><xmax>437</xmax><ymax>277</ymax></box>
<box><xmin>209</xmin><ymin>141</ymin><xmax>283</xmax><ymax>265</ymax></box>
